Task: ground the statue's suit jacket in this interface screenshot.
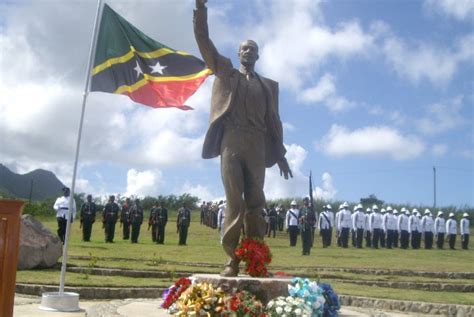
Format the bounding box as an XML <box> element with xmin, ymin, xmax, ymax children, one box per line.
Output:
<box><xmin>194</xmin><ymin>7</ymin><xmax>286</xmax><ymax>168</ymax></box>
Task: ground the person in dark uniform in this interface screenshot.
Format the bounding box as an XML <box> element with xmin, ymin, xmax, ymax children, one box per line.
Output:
<box><xmin>300</xmin><ymin>198</ymin><xmax>316</xmax><ymax>255</ymax></box>
<box><xmin>80</xmin><ymin>194</ymin><xmax>96</xmax><ymax>242</ymax></box>
<box><xmin>120</xmin><ymin>198</ymin><xmax>132</xmax><ymax>240</ymax></box>
<box><xmin>129</xmin><ymin>199</ymin><xmax>144</xmax><ymax>243</ymax></box>
<box><xmin>155</xmin><ymin>201</ymin><xmax>168</xmax><ymax>244</ymax></box>
<box><xmin>177</xmin><ymin>203</ymin><xmax>191</xmax><ymax>245</ymax></box>
<box><xmin>277</xmin><ymin>205</ymin><xmax>285</xmax><ymax>231</ymax></box>
<box><xmin>149</xmin><ymin>203</ymin><xmax>158</xmax><ymax>242</ymax></box>
<box><xmin>103</xmin><ymin>195</ymin><xmax>119</xmax><ymax>243</ymax></box>
<box><xmin>267</xmin><ymin>204</ymin><xmax>278</xmax><ymax>238</ymax></box>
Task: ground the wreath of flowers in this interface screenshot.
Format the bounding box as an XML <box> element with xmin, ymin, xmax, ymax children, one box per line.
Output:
<box><xmin>223</xmin><ymin>290</ymin><xmax>267</xmax><ymax>317</ymax></box>
<box><xmin>234</xmin><ymin>238</ymin><xmax>272</xmax><ymax>277</ymax></box>
<box><xmin>174</xmin><ymin>282</ymin><xmax>226</xmax><ymax>316</ymax></box>
<box><xmin>161</xmin><ymin>277</ymin><xmax>192</xmax><ymax>309</ymax></box>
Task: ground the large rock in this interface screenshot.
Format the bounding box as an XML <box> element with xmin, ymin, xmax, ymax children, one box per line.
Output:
<box><xmin>18</xmin><ymin>215</ymin><xmax>62</xmax><ymax>269</ymax></box>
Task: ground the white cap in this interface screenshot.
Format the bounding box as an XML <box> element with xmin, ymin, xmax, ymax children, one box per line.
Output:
<box><xmin>401</xmin><ymin>207</ymin><xmax>407</xmax><ymax>212</ymax></box>
<box><xmin>386</xmin><ymin>206</ymin><xmax>393</xmax><ymax>212</ymax></box>
<box><xmin>372</xmin><ymin>204</ymin><xmax>379</xmax><ymax>210</ymax></box>
<box><xmin>412</xmin><ymin>208</ymin><xmax>418</xmax><ymax>214</ymax></box>
<box><xmin>424</xmin><ymin>209</ymin><xmax>431</xmax><ymax>215</ymax></box>
<box><xmin>326</xmin><ymin>204</ymin><xmax>332</xmax><ymax>210</ymax></box>
<box><xmin>342</xmin><ymin>201</ymin><xmax>349</xmax><ymax>208</ymax></box>
<box><xmin>356</xmin><ymin>204</ymin><xmax>363</xmax><ymax>210</ymax></box>
<box><xmin>405</xmin><ymin>210</ymin><xmax>410</xmax><ymax>215</ymax></box>
<box><xmin>381</xmin><ymin>208</ymin><xmax>386</xmax><ymax>213</ymax></box>
<box><xmin>291</xmin><ymin>200</ymin><xmax>297</xmax><ymax>206</ymax></box>
<box><xmin>366</xmin><ymin>208</ymin><xmax>372</xmax><ymax>213</ymax></box>
<box><xmin>463</xmin><ymin>213</ymin><xmax>469</xmax><ymax>217</ymax></box>
<box><xmin>393</xmin><ymin>209</ymin><xmax>399</xmax><ymax>214</ymax></box>
<box><xmin>449</xmin><ymin>213</ymin><xmax>455</xmax><ymax>217</ymax></box>
<box><xmin>437</xmin><ymin>211</ymin><xmax>444</xmax><ymax>216</ymax></box>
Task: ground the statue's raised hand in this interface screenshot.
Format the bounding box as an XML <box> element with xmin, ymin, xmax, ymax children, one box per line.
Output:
<box><xmin>196</xmin><ymin>0</ymin><xmax>207</xmax><ymax>8</ymax></box>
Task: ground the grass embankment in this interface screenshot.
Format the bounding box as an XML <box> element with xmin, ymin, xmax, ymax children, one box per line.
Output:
<box><xmin>17</xmin><ymin>216</ymin><xmax>474</xmax><ymax>305</ymax></box>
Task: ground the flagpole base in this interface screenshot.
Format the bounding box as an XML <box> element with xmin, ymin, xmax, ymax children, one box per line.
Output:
<box><xmin>39</xmin><ymin>292</ymin><xmax>80</xmax><ymax>312</ymax></box>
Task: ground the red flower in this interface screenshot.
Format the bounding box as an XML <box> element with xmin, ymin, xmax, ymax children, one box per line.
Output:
<box><xmin>234</xmin><ymin>238</ymin><xmax>272</xmax><ymax>277</ymax></box>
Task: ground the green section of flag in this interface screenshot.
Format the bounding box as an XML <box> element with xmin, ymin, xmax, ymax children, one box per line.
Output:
<box><xmin>93</xmin><ymin>4</ymin><xmax>169</xmax><ymax>67</ymax></box>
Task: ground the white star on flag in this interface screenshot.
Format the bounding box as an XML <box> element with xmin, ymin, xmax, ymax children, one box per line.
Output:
<box><xmin>134</xmin><ymin>61</ymin><xmax>143</xmax><ymax>78</ymax></box>
<box><xmin>150</xmin><ymin>60</ymin><xmax>167</xmax><ymax>75</ymax></box>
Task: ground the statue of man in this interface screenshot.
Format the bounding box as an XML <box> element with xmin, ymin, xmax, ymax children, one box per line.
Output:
<box><xmin>194</xmin><ymin>0</ymin><xmax>293</xmax><ymax>276</ymax></box>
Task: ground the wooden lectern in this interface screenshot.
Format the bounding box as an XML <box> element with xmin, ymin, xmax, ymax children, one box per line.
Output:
<box><xmin>0</xmin><ymin>200</ymin><xmax>24</xmax><ymax>317</ymax></box>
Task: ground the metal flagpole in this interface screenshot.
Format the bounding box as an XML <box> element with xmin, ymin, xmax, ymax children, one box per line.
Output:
<box><xmin>40</xmin><ymin>0</ymin><xmax>103</xmax><ymax>311</ymax></box>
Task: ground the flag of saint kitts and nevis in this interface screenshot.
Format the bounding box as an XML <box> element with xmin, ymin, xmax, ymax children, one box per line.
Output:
<box><xmin>90</xmin><ymin>4</ymin><xmax>211</xmax><ymax>110</ymax></box>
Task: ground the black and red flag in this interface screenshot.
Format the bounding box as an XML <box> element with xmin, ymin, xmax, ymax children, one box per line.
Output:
<box><xmin>90</xmin><ymin>4</ymin><xmax>211</xmax><ymax>110</ymax></box>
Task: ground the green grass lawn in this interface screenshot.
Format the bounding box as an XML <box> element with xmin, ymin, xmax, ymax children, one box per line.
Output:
<box><xmin>16</xmin><ymin>216</ymin><xmax>474</xmax><ymax>305</ymax></box>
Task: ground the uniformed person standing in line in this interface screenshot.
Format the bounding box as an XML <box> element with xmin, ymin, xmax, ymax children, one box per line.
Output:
<box><xmin>380</xmin><ymin>208</ymin><xmax>386</xmax><ymax>248</ymax></box>
<box><xmin>460</xmin><ymin>213</ymin><xmax>470</xmax><ymax>250</ymax></box>
<box><xmin>277</xmin><ymin>205</ymin><xmax>285</xmax><ymax>231</ymax></box>
<box><xmin>445</xmin><ymin>213</ymin><xmax>457</xmax><ymax>250</ymax></box>
<box><xmin>338</xmin><ymin>202</ymin><xmax>352</xmax><ymax>248</ymax></box>
<box><xmin>177</xmin><ymin>203</ymin><xmax>191</xmax><ymax>245</ymax></box>
<box><xmin>80</xmin><ymin>194</ymin><xmax>96</xmax><ymax>242</ymax></box>
<box><xmin>120</xmin><ymin>198</ymin><xmax>132</xmax><ymax>240</ymax></box>
<box><xmin>103</xmin><ymin>195</ymin><xmax>119</xmax><ymax>243</ymax></box>
<box><xmin>398</xmin><ymin>208</ymin><xmax>410</xmax><ymax>249</ymax></box>
<box><xmin>384</xmin><ymin>206</ymin><xmax>397</xmax><ymax>249</ymax></box>
<box><xmin>318</xmin><ymin>205</ymin><xmax>332</xmax><ymax>248</ymax></box>
<box><xmin>408</xmin><ymin>209</ymin><xmax>420</xmax><ymax>249</ymax></box>
<box><xmin>364</xmin><ymin>207</ymin><xmax>372</xmax><ymax>248</ymax></box>
<box><xmin>286</xmin><ymin>201</ymin><xmax>300</xmax><ymax>247</ymax></box>
<box><xmin>53</xmin><ymin>187</ymin><xmax>77</xmax><ymax>244</ymax></box>
<box><xmin>434</xmin><ymin>211</ymin><xmax>446</xmax><ymax>249</ymax></box>
<box><xmin>335</xmin><ymin>205</ymin><xmax>342</xmax><ymax>247</ymax></box>
<box><xmin>300</xmin><ymin>198</ymin><xmax>316</xmax><ymax>255</ymax></box>
<box><xmin>352</xmin><ymin>204</ymin><xmax>365</xmax><ymax>248</ymax></box>
<box><xmin>393</xmin><ymin>209</ymin><xmax>400</xmax><ymax>248</ymax></box>
<box><xmin>369</xmin><ymin>205</ymin><xmax>383</xmax><ymax>249</ymax></box>
<box><xmin>421</xmin><ymin>209</ymin><xmax>435</xmax><ymax>249</ymax></box>
<box><xmin>129</xmin><ymin>199</ymin><xmax>144</xmax><ymax>243</ymax></box>
<box><xmin>351</xmin><ymin>206</ymin><xmax>357</xmax><ymax>247</ymax></box>
<box><xmin>156</xmin><ymin>201</ymin><xmax>168</xmax><ymax>244</ymax></box>
<box><xmin>148</xmin><ymin>203</ymin><xmax>158</xmax><ymax>242</ymax></box>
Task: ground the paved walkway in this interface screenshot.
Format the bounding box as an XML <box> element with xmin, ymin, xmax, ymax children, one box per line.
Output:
<box><xmin>14</xmin><ymin>294</ymin><xmax>437</xmax><ymax>317</ymax></box>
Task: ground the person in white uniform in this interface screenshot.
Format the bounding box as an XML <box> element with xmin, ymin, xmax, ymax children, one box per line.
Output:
<box><xmin>445</xmin><ymin>213</ymin><xmax>457</xmax><ymax>250</ymax></box>
<box><xmin>421</xmin><ymin>209</ymin><xmax>435</xmax><ymax>249</ymax></box>
<box><xmin>434</xmin><ymin>211</ymin><xmax>446</xmax><ymax>249</ymax></box>
<box><xmin>53</xmin><ymin>187</ymin><xmax>77</xmax><ymax>244</ymax></box>
<box><xmin>369</xmin><ymin>205</ymin><xmax>383</xmax><ymax>249</ymax></box>
<box><xmin>352</xmin><ymin>204</ymin><xmax>365</xmax><ymax>248</ymax></box>
<box><xmin>286</xmin><ymin>201</ymin><xmax>300</xmax><ymax>247</ymax></box>
<box><xmin>398</xmin><ymin>208</ymin><xmax>410</xmax><ymax>249</ymax></box>
<box><xmin>460</xmin><ymin>213</ymin><xmax>470</xmax><ymax>250</ymax></box>
<box><xmin>338</xmin><ymin>202</ymin><xmax>352</xmax><ymax>248</ymax></box>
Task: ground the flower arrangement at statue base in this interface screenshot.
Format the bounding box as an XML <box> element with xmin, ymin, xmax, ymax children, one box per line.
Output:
<box><xmin>162</xmin><ymin>276</ymin><xmax>340</xmax><ymax>317</ymax></box>
<box><xmin>234</xmin><ymin>238</ymin><xmax>272</xmax><ymax>277</ymax></box>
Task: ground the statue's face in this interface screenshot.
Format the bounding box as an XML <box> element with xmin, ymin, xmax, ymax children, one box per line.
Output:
<box><xmin>238</xmin><ymin>40</ymin><xmax>259</xmax><ymax>66</ymax></box>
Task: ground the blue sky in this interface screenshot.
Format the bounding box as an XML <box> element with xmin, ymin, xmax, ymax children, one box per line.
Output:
<box><xmin>0</xmin><ymin>0</ymin><xmax>472</xmax><ymax>207</ymax></box>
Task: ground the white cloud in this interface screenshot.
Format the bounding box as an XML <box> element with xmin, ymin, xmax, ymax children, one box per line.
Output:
<box><xmin>382</xmin><ymin>34</ymin><xmax>474</xmax><ymax>85</ymax></box>
<box><xmin>424</xmin><ymin>0</ymin><xmax>474</xmax><ymax>21</ymax></box>
<box><xmin>318</xmin><ymin>125</ymin><xmax>426</xmax><ymax>160</ymax></box>
<box><xmin>417</xmin><ymin>96</ymin><xmax>466</xmax><ymax>135</ymax></box>
<box><xmin>431</xmin><ymin>144</ymin><xmax>448</xmax><ymax>156</ymax></box>
<box><xmin>299</xmin><ymin>73</ymin><xmax>356</xmax><ymax>112</ymax></box>
<box><xmin>313</xmin><ymin>172</ymin><xmax>337</xmax><ymax>200</ymax></box>
<box><xmin>125</xmin><ymin>169</ymin><xmax>162</xmax><ymax>197</ymax></box>
<box><xmin>283</xmin><ymin>122</ymin><xmax>296</xmax><ymax>133</ymax></box>
<box><xmin>180</xmin><ymin>182</ymin><xmax>215</xmax><ymax>203</ymax></box>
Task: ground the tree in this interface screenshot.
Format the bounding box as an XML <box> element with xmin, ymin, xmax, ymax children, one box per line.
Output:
<box><xmin>360</xmin><ymin>194</ymin><xmax>384</xmax><ymax>208</ymax></box>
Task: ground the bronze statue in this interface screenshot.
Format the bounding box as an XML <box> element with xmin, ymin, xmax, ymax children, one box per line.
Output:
<box><xmin>194</xmin><ymin>0</ymin><xmax>293</xmax><ymax>277</ymax></box>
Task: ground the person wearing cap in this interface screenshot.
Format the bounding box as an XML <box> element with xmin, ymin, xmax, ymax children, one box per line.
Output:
<box><xmin>103</xmin><ymin>195</ymin><xmax>120</xmax><ymax>243</ymax></box>
<box><xmin>53</xmin><ymin>187</ymin><xmax>77</xmax><ymax>244</ymax></box>
<box><xmin>397</xmin><ymin>208</ymin><xmax>410</xmax><ymax>249</ymax></box>
<box><xmin>267</xmin><ymin>204</ymin><xmax>278</xmax><ymax>238</ymax></box>
<box><xmin>122</xmin><ymin>198</ymin><xmax>132</xmax><ymax>240</ymax></box>
<box><xmin>434</xmin><ymin>211</ymin><xmax>446</xmax><ymax>249</ymax></box>
<box><xmin>286</xmin><ymin>201</ymin><xmax>300</xmax><ymax>246</ymax></box>
<box><xmin>460</xmin><ymin>213</ymin><xmax>470</xmax><ymax>250</ymax></box>
<box><xmin>369</xmin><ymin>205</ymin><xmax>383</xmax><ymax>249</ymax></box>
<box><xmin>337</xmin><ymin>202</ymin><xmax>352</xmax><ymax>248</ymax></box>
<box><xmin>380</xmin><ymin>208</ymin><xmax>386</xmax><ymax>247</ymax></box>
<box><xmin>364</xmin><ymin>207</ymin><xmax>372</xmax><ymax>248</ymax></box>
<box><xmin>408</xmin><ymin>209</ymin><xmax>421</xmax><ymax>249</ymax></box>
<box><xmin>300</xmin><ymin>198</ymin><xmax>316</xmax><ymax>255</ymax></box>
<box><xmin>319</xmin><ymin>205</ymin><xmax>332</xmax><ymax>248</ymax></box>
<box><xmin>445</xmin><ymin>213</ymin><xmax>457</xmax><ymax>250</ymax></box>
<box><xmin>351</xmin><ymin>206</ymin><xmax>357</xmax><ymax>247</ymax></box>
<box><xmin>352</xmin><ymin>204</ymin><xmax>365</xmax><ymax>248</ymax></box>
<box><xmin>80</xmin><ymin>194</ymin><xmax>97</xmax><ymax>242</ymax></box>
<box><xmin>129</xmin><ymin>198</ymin><xmax>144</xmax><ymax>243</ymax></box>
<box><xmin>383</xmin><ymin>206</ymin><xmax>397</xmax><ymax>249</ymax></box>
<box><xmin>335</xmin><ymin>205</ymin><xmax>342</xmax><ymax>247</ymax></box>
<box><xmin>421</xmin><ymin>209</ymin><xmax>435</xmax><ymax>249</ymax></box>
<box><xmin>177</xmin><ymin>202</ymin><xmax>192</xmax><ymax>245</ymax></box>
<box><xmin>327</xmin><ymin>204</ymin><xmax>335</xmax><ymax>246</ymax></box>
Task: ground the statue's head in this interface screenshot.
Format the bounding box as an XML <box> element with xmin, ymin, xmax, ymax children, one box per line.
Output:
<box><xmin>238</xmin><ymin>40</ymin><xmax>259</xmax><ymax>67</ymax></box>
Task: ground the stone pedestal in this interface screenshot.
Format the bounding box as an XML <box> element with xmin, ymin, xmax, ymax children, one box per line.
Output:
<box><xmin>192</xmin><ymin>274</ymin><xmax>291</xmax><ymax>304</ymax></box>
